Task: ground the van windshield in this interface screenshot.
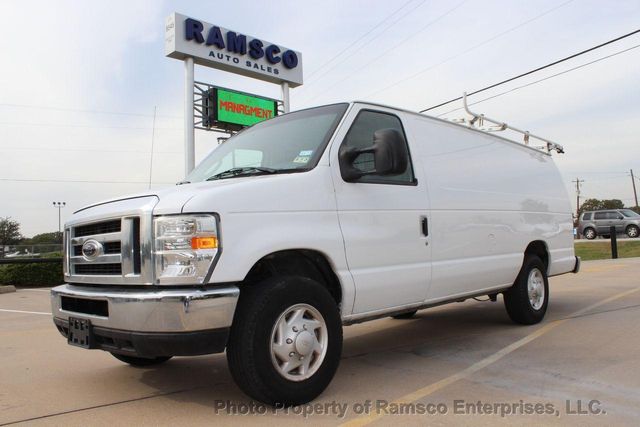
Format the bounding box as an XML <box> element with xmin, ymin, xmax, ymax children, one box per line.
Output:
<box><xmin>621</xmin><ymin>209</ymin><xmax>640</xmax><ymax>217</ymax></box>
<box><xmin>186</xmin><ymin>103</ymin><xmax>348</xmax><ymax>182</ymax></box>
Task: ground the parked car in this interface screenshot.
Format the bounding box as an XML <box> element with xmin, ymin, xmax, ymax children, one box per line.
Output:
<box><xmin>50</xmin><ymin>102</ymin><xmax>579</xmax><ymax>406</ymax></box>
<box><xmin>578</xmin><ymin>209</ymin><xmax>640</xmax><ymax>239</ymax></box>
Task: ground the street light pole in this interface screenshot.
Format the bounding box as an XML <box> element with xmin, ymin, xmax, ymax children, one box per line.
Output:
<box><xmin>52</xmin><ymin>202</ymin><xmax>66</xmax><ymax>233</ymax></box>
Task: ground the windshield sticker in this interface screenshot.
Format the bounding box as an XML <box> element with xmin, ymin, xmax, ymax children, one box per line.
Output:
<box><xmin>298</xmin><ymin>150</ymin><xmax>313</xmax><ymax>156</ymax></box>
<box><xmin>293</xmin><ymin>156</ymin><xmax>311</xmax><ymax>164</ymax></box>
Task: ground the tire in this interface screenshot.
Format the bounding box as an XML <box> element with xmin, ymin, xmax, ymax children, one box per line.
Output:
<box><xmin>627</xmin><ymin>225</ymin><xmax>639</xmax><ymax>238</ymax></box>
<box><xmin>226</xmin><ymin>276</ymin><xmax>342</xmax><ymax>406</ymax></box>
<box><xmin>583</xmin><ymin>228</ymin><xmax>596</xmax><ymax>240</ymax></box>
<box><xmin>392</xmin><ymin>310</ymin><xmax>417</xmax><ymax>319</ymax></box>
<box><xmin>503</xmin><ymin>255</ymin><xmax>549</xmax><ymax>325</ymax></box>
<box><xmin>111</xmin><ymin>353</ymin><xmax>172</xmax><ymax>367</ymax></box>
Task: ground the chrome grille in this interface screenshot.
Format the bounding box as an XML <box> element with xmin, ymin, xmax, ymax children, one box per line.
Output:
<box><xmin>69</xmin><ymin>218</ymin><xmax>129</xmax><ymax>277</ymax></box>
<box><xmin>74</xmin><ymin>219</ymin><xmax>121</xmax><ymax>237</ymax></box>
<box><xmin>63</xmin><ymin>196</ymin><xmax>157</xmax><ymax>286</ymax></box>
<box><xmin>75</xmin><ymin>263</ymin><xmax>123</xmax><ymax>275</ymax></box>
<box><xmin>72</xmin><ymin>241</ymin><xmax>121</xmax><ymax>256</ymax></box>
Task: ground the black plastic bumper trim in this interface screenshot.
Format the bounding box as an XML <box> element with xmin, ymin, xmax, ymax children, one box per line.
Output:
<box><xmin>54</xmin><ymin>318</ymin><xmax>229</xmax><ymax>358</ymax></box>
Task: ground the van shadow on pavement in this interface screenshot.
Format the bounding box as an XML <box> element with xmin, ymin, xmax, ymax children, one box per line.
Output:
<box><xmin>132</xmin><ymin>297</ymin><xmax>578</xmax><ymax>411</ymax></box>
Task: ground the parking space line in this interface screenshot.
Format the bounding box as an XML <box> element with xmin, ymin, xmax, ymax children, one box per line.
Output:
<box><xmin>0</xmin><ymin>387</ymin><xmax>204</xmax><ymax>426</ymax></box>
<box><xmin>17</xmin><ymin>289</ymin><xmax>52</xmax><ymax>293</ymax></box>
<box><xmin>341</xmin><ymin>286</ymin><xmax>640</xmax><ymax>427</ymax></box>
<box><xmin>0</xmin><ymin>308</ymin><xmax>51</xmax><ymax>316</ymax></box>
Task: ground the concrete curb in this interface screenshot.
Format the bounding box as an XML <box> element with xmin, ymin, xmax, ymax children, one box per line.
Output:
<box><xmin>0</xmin><ymin>285</ymin><xmax>17</xmax><ymax>294</ymax></box>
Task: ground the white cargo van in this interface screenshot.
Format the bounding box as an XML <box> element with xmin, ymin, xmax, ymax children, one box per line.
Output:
<box><xmin>51</xmin><ymin>101</ymin><xmax>579</xmax><ymax>405</ymax></box>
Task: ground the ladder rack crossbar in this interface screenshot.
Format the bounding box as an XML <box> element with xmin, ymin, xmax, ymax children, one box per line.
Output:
<box><xmin>461</xmin><ymin>93</ymin><xmax>564</xmax><ymax>154</ymax></box>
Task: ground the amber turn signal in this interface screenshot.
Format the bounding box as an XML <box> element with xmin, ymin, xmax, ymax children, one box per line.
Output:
<box><xmin>191</xmin><ymin>236</ymin><xmax>218</xmax><ymax>249</ymax></box>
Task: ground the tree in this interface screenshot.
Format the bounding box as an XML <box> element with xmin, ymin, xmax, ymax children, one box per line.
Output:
<box><xmin>601</xmin><ymin>199</ymin><xmax>625</xmax><ymax>210</ymax></box>
<box><xmin>21</xmin><ymin>232</ymin><xmax>63</xmax><ymax>245</ymax></box>
<box><xmin>578</xmin><ymin>198</ymin><xmax>625</xmax><ymax>216</ymax></box>
<box><xmin>0</xmin><ymin>217</ymin><xmax>22</xmax><ymax>258</ymax></box>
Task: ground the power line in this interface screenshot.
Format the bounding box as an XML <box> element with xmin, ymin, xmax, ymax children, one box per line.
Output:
<box><xmin>0</xmin><ymin>178</ymin><xmax>175</xmax><ymax>185</ymax></box>
<box><xmin>357</xmin><ymin>0</ymin><xmax>576</xmax><ymax>101</ymax></box>
<box><xmin>302</xmin><ymin>0</ymin><xmax>469</xmax><ymax>103</ymax></box>
<box><xmin>0</xmin><ymin>147</ymin><xmax>181</xmax><ymax>154</ymax></box>
<box><xmin>422</xmin><ymin>27</ymin><xmax>640</xmax><ymax>112</ymax></box>
<box><xmin>0</xmin><ymin>121</ymin><xmax>180</xmax><ymax>131</ymax></box>
<box><xmin>304</xmin><ymin>0</ymin><xmax>416</xmax><ymax>81</ymax></box>
<box><xmin>435</xmin><ymin>43</ymin><xmax>640</xmax><ymax>116</ymax></box>
<box><xmin>0</xmin><ymin>103</ymin><xmax>181</xmax><ymax>119</ymax></box>
<box><xmin>301</xmin><ymin>0</ymin><xmax>427</xmax><ymax>89</ymax></box>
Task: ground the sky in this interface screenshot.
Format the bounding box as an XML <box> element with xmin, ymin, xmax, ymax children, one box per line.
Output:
<box><xmin>1</xmin><ymin>0</ymin><xmax>639</xmax><ymax>236</ymax></box>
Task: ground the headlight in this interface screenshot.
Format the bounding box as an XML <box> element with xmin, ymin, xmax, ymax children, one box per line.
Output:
<box><xmin>153</xmin><ymin>215</ymin><xmax>219</xmax><ymax>284</ymax></box>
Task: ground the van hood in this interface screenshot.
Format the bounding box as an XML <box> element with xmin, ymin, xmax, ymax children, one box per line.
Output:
<box><xmin>75</xmin><ymin>178</ymin><xmax>257</xmax><ymax>215</ymax></box>
<box><xmin>74</xmin><ymin>169</ymin><xmax>335</xmax><ymax>216</ymax></box>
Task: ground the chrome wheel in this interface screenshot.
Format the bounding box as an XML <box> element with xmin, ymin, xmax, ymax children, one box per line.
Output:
<box><xmin>527</xmin><ymin>268</ymin><xmax>545</xmax><ymax>310</ymax></box>
<box><xmin>270</xmin><ymin>303</ymin><xmax>328</xmax><ymax>382</ymax></box>
<box><xmin>584</xmin><ymin>228</ymin><xmax>596</xmax><ymax>239</ymax></box>
<box><xmin>627</xmin><ymin>226</ymin><xmax>639</xmax><ymax>238</ymax></box>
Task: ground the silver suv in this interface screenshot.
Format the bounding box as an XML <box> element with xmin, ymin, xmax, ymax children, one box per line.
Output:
<box><xmin>579</xmin><ymin>209</ymin><xmax>640</xmax><ymax>239</ymax></box>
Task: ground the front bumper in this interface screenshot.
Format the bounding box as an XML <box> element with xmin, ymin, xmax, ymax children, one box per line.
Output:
<box><xmin>51</xmin><ymin>284</ymin><xmax>239</xmax><ymax>357</ymax></box>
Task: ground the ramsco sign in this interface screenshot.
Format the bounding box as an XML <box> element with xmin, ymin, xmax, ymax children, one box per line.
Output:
<box><xmin>165</xmin><ymin>13</ymin><xmax>303</xmax><ymax>87</ymax></box>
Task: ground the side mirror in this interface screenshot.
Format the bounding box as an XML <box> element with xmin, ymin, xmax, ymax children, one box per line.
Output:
<box><xmin>339</xmin><ymin>128</ymin><xmax>408</xmax><ymax>182</ymax></box>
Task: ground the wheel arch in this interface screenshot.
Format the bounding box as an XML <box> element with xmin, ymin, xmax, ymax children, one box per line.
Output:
<box><xmin>524</xmin><ymin>240</ymin><xmax>550</xmax><ymax>275</ymax></box>
<box><xmin>241</xmin><ymin>249</ymin><xmax>343</xmax><ymax>307</ymax></box>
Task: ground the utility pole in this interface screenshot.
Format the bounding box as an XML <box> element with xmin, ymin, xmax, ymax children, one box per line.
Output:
<box><xmin>52</xmin><ymin>201</ymin><xmax>66</xmax><ymax>233</ymax></box>
<box><xmin>572</xmin><ymin>178</ymin><xmax>584</xmax><ymax>218</ymax></box>
<box><xmin>631</xmin><ymin>169</ymin><xmax>638</xmax><ymax>208</ymax></box>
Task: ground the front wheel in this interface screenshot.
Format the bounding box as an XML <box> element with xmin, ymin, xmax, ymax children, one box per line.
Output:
<box><xmin>627</xmin><ymin>225</ymin><xmax>639</xmax><ymax>238</ymax></box>
<box><xmin>503</xmin><ymin>255</ymin><xmax>549</xmax><ymax>325</ymax></box>
<box><xmin>111</xmin><ymin>353</ymin><xmax>172</xmax><ymax>367</ymax></box>
<box><xmin>226</xmin><ymin>276</ymin><xmax>342</xmax><ymax>406</ymax></box>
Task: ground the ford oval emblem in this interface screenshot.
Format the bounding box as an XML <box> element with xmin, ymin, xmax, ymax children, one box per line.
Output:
<box><xmin>81</xmin><ymin>240</ymin><xmax>103</xmax><ymax>260</ymax></box>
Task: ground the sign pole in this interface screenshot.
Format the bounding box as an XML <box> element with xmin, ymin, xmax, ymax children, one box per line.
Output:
<box><xmin>281</xmin><ymin>82</ymin><xmax>290</xmax><ymax>113</ymax></box>
<box><xmin>184</xmin><ymin>56</ymin><xmax>195</xmax><ymax>177</ymax></box>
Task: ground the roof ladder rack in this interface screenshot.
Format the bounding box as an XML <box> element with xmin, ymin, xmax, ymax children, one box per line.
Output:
<box><xmin>460</xmin><ymin>93</ymin><xmax>564</xmax><ymax>154</ymax></box>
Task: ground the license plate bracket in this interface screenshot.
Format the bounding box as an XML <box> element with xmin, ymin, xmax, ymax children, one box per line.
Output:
<box><xmin>68</xmin><ymin>317</ymin><xmax>93</xmax><ymax>348</ymax></box>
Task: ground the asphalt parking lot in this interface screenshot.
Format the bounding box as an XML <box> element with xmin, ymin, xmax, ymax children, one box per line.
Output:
<box><xmin>1</xmin><ymin>258</ymin><xmax>639</xmax><ymax>426</ymax></box>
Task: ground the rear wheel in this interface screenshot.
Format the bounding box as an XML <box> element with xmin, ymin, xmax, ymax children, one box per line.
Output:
<box><xmin>503</xmin><ymin>255</ymin><xmax>549</xmax><ymax>325</ymax></box>
<box><xmin>392</xmin><ymin>310</ymin><xmax>417</xmax><ymax>319</ymax></box>
<box><xmin>227</xmin><ymin>276</ymin><xmax>342</xmax><ymax>406</ymax></box>
<box><xmin>583</xmin><ymin>228</ymin><xmax>596</xmax><ymax>240</ymax></box>
<box><xmin>111</xmin><ymin>353</ymin><xmax>172</xmax><ymax>367</ymax></box>
<box><xmin>627</xmin><ymin>225</ymin><xmax>639</xmax><ymax>238</ymax></box>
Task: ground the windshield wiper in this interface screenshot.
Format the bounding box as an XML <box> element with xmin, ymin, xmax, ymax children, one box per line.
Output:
<box><xmin>206</xmin><ymin>167</ymin><xmax>279</xmax><ymax>181</ymax></box>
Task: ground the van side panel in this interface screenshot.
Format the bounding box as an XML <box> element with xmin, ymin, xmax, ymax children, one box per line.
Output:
<box><xmin>405</xmin><ymin>115</ymin><xmax>575</xmax><ymax>301</ymax></box>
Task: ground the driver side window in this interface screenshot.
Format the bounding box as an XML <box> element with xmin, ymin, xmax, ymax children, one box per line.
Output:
<box><xmin>341</xmin><ymin>110</ymin><xmax>415</xmax><ymax>184</ymax></box>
